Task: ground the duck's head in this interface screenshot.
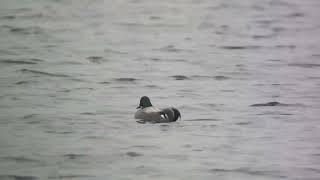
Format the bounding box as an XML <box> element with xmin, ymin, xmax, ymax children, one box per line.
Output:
<box><xmin>137</xmin><ymin>96</ymin><xmax>152</xmax><ymax>109</ymax></box>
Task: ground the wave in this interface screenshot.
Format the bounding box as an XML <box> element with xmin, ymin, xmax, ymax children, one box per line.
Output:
<box><xmin>114</xmin><ymin>78</ymin><xmax>138</xmax><ymax>82</ymax></box>
<box><xmin>289</xmin><ymin>63</ymin><xmax>320</xmax><ymax>68</ymax></box>
<box><xmin>210</xmin><ymin>168</ymin><xmax>286</xmax><ymax>178</ymax></box>
<box><xmin>20</xmin><ymin>69</ymin><xmax>69</xmax><ymax>77</ymax></box>
<box><xmin>0</xmin><ymin>175</ymin><xmax>38</xmax><ymax>180</ymax></box>
<box><xmin>0</xmin><ymin>60</ymin><xmax>37</xmax><ymax>65</ymax></box>
<box><xmin>220</xmin><ymin>45</ymin><xmax>262</xmax><ymax>50</ymax></box>
<box><xmin>171</xmin><ymin>75</ymin><xmax>190</xmax><ymax>80</ymax></box>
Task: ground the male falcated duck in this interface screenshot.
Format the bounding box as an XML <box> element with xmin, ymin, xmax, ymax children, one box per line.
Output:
<box><xmin>134</xmin><ymin>96</ymin><xmax>181</xmax><ymax>123</ymax></box>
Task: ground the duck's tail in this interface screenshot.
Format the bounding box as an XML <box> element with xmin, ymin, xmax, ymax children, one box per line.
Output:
<box><xmin>160</xmin><ymin>107</ymin><xmax>181</xmax><ymax>122</ymax></box>
<box><xmin>171</xmin><ymin>107</ymin><xmax>181</xmax><ymax>121</ymax></box>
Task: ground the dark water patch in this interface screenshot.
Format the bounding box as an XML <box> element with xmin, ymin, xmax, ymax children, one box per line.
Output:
<box><xmin>312</xmin><ymin>54</ymin><xmax>320</xmax><ymax>57</ymax></box>
<box><xmin>63</xmin><ymin>154</ymin><xmax>87</xmax><ymax>160</ymax></box>
<box><xmin>22</xmin><ymin>114</ymin><xmax>38</xmax><ymax>119</ymax></box>
<box><xmin>86</xmin><ymin>56</ymin><xmax>107</xmax><ymax>64</ymax></box>
<box><xmin>221</xmin><ymin>89</ymin><xmax>235</xmax><ymax>92</ymax></box>
<box><xmin>0</xmin><ymin>15</ymin><xmax>16</xmax><ymax>19</ymax></box>
<box><xmin>252</xmin><ymin>5</ymin><xmax>265</xmax><ymax>11</ymax></box>
<box><xmin>209</xmin><ymin>168</ymin><xmax>286</xmax><ymax>178</ymax></box>
<box><xmin>0</xmin><ymin>175</ymin><xmax>38</xmax><ymax>180</ymax></box>
<box><xmin>276</xmin><ymin>45</ymin><xmax>296</xmax><ymax>49</ymax></box>
<box><xmin>202</xmin><ymin>103</ymin><xmax>216</xmax><ymax>107</ymax></box>
<box><xmin>191</xmin><ymin>75</ymin><xmax>212</xmax><ymax>79</ymax></box>
<box><xmin>256</xmin><ymin>111</ymin><xmax>294</xmax><ymax>116</ymax></box>
<box><xmin>150</xmin><ymin>58</ymin><xmax>188</xmax><ymax>62</ymax></box>
<box><xmin>48</xmin><ymin>174</ymin><xmax>94</xmax><ymax>179</ymax></box>
<box><xmin>129</xmin><ymin>145</ymin><xmax>158</xmax><ymax>150</ymax></box>
<box><xmin>99</xmin><ymin>81</ymin><xmax>110</xmax><ymax>84</ymax></box>
<box><xmin>303</xmin><ymin>168</ymin><xmax>320</xmax><ymax>173</ymax></box>
<box><xmin>213</xmin><ymin>76</ymin><xmax>230</xmax><ymax>80</ymax></box>
<box><xmin>80</xmin><ymin>112</ymin><xmax>96</xmax><ymax>115</ymax></box>
<box><xmin>28</xmin><ymin>58</ymin><xmax>44</xmax><ymax>62</ymax></box>
<box><xmin>15</xmin><ymin>80</ymin><xmax>37</xmax><ymax>85</ymax></box>
<box><xmin>254</xmin><ymin>20</ymin><xmax>275</xmax><ymax>26</ymax></box>
<box><xmin>114</xmin><ymin>78</ymin><xmax>138</xmax><ymax>82</ymax></box>
<box><xmin>186</xmin><ymin>118</ymin><xmax>220</xmax><ymax>121</ymax></box>
<box><xmin>192</xmin><ymin>149</ymin><xmax>203</xmax><ymax>152</ymax></box>
<box><xmin>249</xmin><ymin>101</ymin><xmax>302</xmax><ymax>107</ymax></box>
<box><xmin>250</xmin><ymin>101</ymin><xmax>282</xmax><ymax>107</ymax></box>
<box><xmin>0</xmin><ymin>60</ymin><xmax>37</xmax><ymax>65</ymax></box>
<box><xmin>68</xmin><ymin>78</ymin><xmax>88</xmax><ymax>82</ymax></box>
<box><xmin>156</xmin><ymin>154</ymin><xmax>188</xmax><ymax>161</ymax></box>
<box><xmin>26</xmin><ymin>120</ymin><xmax>41</xmax><ymax>124</ymax></box>
<box><xmin>198</xmin><ymin>22</ymin><xmax>215</xmax><ymax>30</ymax></box>
<box><xmin>60</xmin><ymin>61</ymin><xmax>82</xmax><ymax>65</ymax></box>
<box><xmin>45</xmin><ymin>131</ymin><xmax>73</xmax><ymax>134</ymax></box>
<box><xmin>155</xmin><ymin>45</ymin><xmax>192</xmax><ymax>53</ymax></box>
<box><xmin>236</xmin><ymin>64</ymin><xmax>245</xmax><ymax>67</ymax></box>
<box><xmin>160</xmin><ymin>124</ymin><xmax>170</xmax><ymax>131</ymax></box>
<box><xmin>72</xmin><ymin>87</ymin><xmax>94</xmax><ymax>91</ymax></box>
<box><xmin>285</xmin><ymin>12</ymin><xmax>304</xmax><ymax>18</ymax></box>
<box><xmin>192</xmin><ymin>75</ymin><xmax>231</xmax><ymax>80</ymax></box>
<box><xmin>235</xmin><ymin>122</ymin><xmax>252</xmax><ymax>125</ymax></box>
<box><xmin>183</xmin><ymin>144</ymin><xmax>192</xmax><ymax>148</ymax></box>
<box><xmin>59</xmin><ymin>89</ymin><xmax>71</xmax><ymax>93</ymax></box>
<box><xmin>126</xmin><ymin>152</ymin><xmax>142</xmax><ymax>157</ymax></box>
<box><xmin>0</xmin><ymin>49</ymin><xmax>18</xmax><ymax>55</ymax></box>
<box><xmin>267</xmin><ymin>59</ymin><xmax>282</xmax><ymax>62</ymax></box>
<box><xmin>277</xmin><ymin>113</ymin><xmax>293</xmax><ymax>116</ymax></box>
<box><xmin>112</xmin><ymin>86</ymin><xmax>126</xmax><ymax>89</ymax></box>
<box><xmin>253</xmin><ymin>83</ymin><xmax>265</xmax><ymax>86</ymax></box>
<box><xmin>3</xmin><ymin>156</ymin><xmax>42</xmax><ymax>164</ymax></box>
<box><xmin>288</xmin><ymin>63</ymin><xmax>320</xmax><ymax>68</ymax></box>
<box><xmin>158</xmin><ymin>45</ymin><xmax>180</xmax><ymax>52</ymax></box>
<box><xmin>20</xmin><ymin>69</ymin><xmax>69</xmax><ymax>77</ymax></box>
<box><xmin>272</xmin><ymin>27</ymin><xmax>286</xmax><ymax>33</ymax></box>
<box><xmin>21</xmin><ymin>13</ymin><xmax>45</xmax><ymax>19</ymax></box>
<box><xmin>269</xmin><ymin>0</ymin><xmax>296</xmax><ymax>8</ymax></box>
<box><xmin>84</xmin><ymin>135</ymin><xmax>104</xmax><ymax>139</ymax></box>
<box><xmin>117</xmin><ymin>22</ymin><xmax>184</xmax><ymax>28</ymax></box>
<box><xmin>149</xmin><ymin>16</ymin><xmax>161</xmax><ymax>20</ymax></box>
<box><xmin>8</xmin><ymin>26</ymin><xmax>44</xmax><ymax>35</ymax></box>
<box><xmin>150</xmin><ymin>58</ymin><xmax>161</xmax><ymax>61</ymax></box>
<box><xmin>144</xmin><ymin>85</ymin><xmax>159</xmax><ymax>88</ymax></box>
<box><xmin>171</xmin><ymin>75</ymin><xmax>190</xmax><ymax>80</ymax></box>
<box><xmin>307</xmin><ymin>76</ymin><xmax>320</xmax><ymax>80</ymax></box>
<box><xmin>252</xmin><ymin>34</ymin><xmax>274</xmax><ymax>39</ymax></box>
<box><xmin>104</xmin><ymin>48</ymin><xmax>128</xmax><ymax>55</ymax></box>
<box><xmin>220</xmin><ymin>45</ymin><xmax>261</xmax><ymax>50</ymax></box>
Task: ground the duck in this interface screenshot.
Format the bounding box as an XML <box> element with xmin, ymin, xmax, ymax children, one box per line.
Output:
<box><xmin>134</xmin><ymin>96</ymin><xmax>181</xmax><ymax>123</ymax></box>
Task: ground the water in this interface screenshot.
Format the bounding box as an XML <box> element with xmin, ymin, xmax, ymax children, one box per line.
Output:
<box><xmin>0</xmin><ymin>0</ymin><xmax>320</xmax><ymax>179</ymax></box>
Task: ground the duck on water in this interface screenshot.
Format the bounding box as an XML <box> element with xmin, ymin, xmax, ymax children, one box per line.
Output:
<box><xmin>134</xmin><ymin>96</ymin><xmax>181</xmax><ymax>123</ymax></box>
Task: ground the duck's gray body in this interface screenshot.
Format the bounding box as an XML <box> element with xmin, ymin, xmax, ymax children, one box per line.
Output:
<box><xmin>134</xmin><ymin>96</ymin><xmax>181</xmax><ymax>123</ymax></box>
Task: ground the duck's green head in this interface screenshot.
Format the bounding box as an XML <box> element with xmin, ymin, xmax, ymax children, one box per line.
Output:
<box><xmin>137</xmin><ymin>96</ymin><xmax>152</xmax><ymax>109</ymax></box>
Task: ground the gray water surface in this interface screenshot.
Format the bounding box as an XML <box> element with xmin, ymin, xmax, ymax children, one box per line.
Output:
<box><xmin>1</xmin><ymin>0</ymin><xmax>320</xmax><ymax>179</ymax></box>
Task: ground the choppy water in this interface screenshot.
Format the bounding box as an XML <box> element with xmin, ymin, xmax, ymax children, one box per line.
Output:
<box><xmin>1</xmin><ymin>0</ymin><xmax>320</xmax><ymax>179</ymax></box>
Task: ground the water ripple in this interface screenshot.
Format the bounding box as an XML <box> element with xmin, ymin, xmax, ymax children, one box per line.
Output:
<box><xmin>114</xmin><ymin>78</ymin><xmax>138</xmax><ymax>82</ymax></box>
<box><xmin>19</xmin><ymin>69</ymin><xmax>69</xmax><ymax>77</ymax></box>
<box><xmin>171</xmin><ymin>75</ymin><xmax>190</xmax><ymax>80</ymax></box>
<box><xmin>209</xmin><ymin>168</ymin><xmax>286</xmax><ymax>178</ymax></box>
<box><xmin>220</xmin><ymin>45</ymin><xmax>262</xmax><ymax>50</ymax></box>
<box><xmin>0</xmin><ymin>175</ymin><xmax>38</xmax><ymax>180</ymax></box>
